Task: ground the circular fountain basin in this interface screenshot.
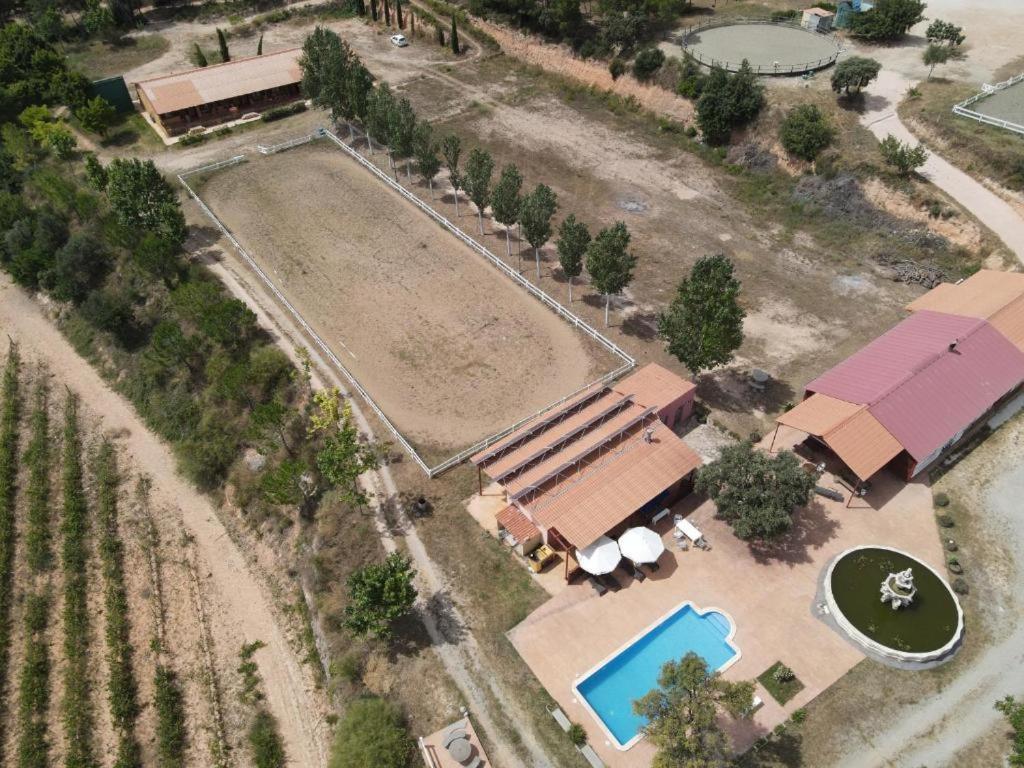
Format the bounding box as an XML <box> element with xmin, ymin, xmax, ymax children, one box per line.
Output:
<box><xmin>825</xmin><ymin>546</ymin><xmax>964</xmax><ymax>663</ymax></box>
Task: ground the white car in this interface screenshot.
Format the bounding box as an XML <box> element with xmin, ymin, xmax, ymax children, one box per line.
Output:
<box><xmin>390</xmin><ymin>34</ymin><xmax>408</xmax><ymax>47</ymax></box>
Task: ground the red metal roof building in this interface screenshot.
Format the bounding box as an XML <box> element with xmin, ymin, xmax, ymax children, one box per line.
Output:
<box><xmin>472</xmin><ymin>364</ymin><xmax>701</xmax><ymax>560</ymax></box>
<box><xmin>777</xmin><ymin>271</ymin><xmax>1024</xmax><ymax>483</ymax></box>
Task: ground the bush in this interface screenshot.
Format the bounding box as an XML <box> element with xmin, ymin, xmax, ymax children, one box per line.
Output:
<box><xmin>772</xmin><ymin>664</ymin><xmax>795</xmax><ymax>683</ymax></box>
<box><xmin>790</xmin><ymin>708</ymin><xmax>808</xmax><ymax>724</ymax></box>
<box><xmin>261</xmin><ymin>102</ymin><xmax>308</xmax><ymax>122</ymax></box>
<box><xmin>632</xmin><ymin>47</ymin><xmax>665</xmax><ymax>81</ymax></box>
<box><xmin>879</xmin><ymin>133</ymin><xmax>928</xmax><ymax>176</ymax></box>
<box><xmin>568</xmin><ymin>723</ymin><xmax>587</xmax><ymax>746</ymax></box>
<box><xmin>178</xmin><ymin>132</ymin><xmax>206</xmax><ymax>146</ymax></box>
<box><xmin>684</xmin><ymin>125</ymin><xmax>697</xmax><ymax>138</ymax></box>
<box><xmin>329</xmin><ymin>697</ymin><xmax>411</xmax><ymax>768</ymax></box>
<box><xmin>779</xmin><ymin>104</ymin><xmax>834</xmax><ymax>161</ymax></box>
<box><xmin>933</xmin><ymin>492</ymin><xmax>950</xmax><ymax>507</ymax></box>
<box><xmin>608</xmin><ymin>58</ymin><xmax>626</xmax><ymax>80</ymax></box>
<box><xmin>937</xmin><ymin>513</ymin><xmax>954</xmax><ymax>528</ymax></box>
<box><xmin>951</xmin><ymin>577</ymin><xmax>969</xmax><ymax>595</ymax></box>
<box><xmin>249</xmin><ymin>708</ymin><xmax>286</xmax><ymax>768</ymax></box>
<box><xmin>770</xmin><ymin>9</ymin><xmax>798</xmax><ymax>20</ymax></box>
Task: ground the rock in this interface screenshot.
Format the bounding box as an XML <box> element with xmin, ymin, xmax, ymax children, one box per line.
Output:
<box><xmin>244</xmin><ymin>448</ymin><xmax>267</xmax><ymax>472</ymax></box>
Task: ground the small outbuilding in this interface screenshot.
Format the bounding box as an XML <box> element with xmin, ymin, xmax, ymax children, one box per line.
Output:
<box><xmin>801</xmin><ymin>7</ymin><xmax>836</xmax><ymax>32</ymax></box>
<box><xmin>134</xmin><ymin>47</ymin><xmax>303</xmax><ymax>137</ymax></box>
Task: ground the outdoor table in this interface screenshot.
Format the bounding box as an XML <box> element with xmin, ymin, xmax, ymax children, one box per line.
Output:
<box><xmin>447</xmin><ymin>736</ymin><xmax>473</xmax><ymax>764</ymax></box>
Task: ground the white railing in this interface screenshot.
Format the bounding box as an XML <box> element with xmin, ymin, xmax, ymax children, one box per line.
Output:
<box><xmin>951</xmin><ymin>72</ymin><xmax>1024</xmax><ymax>136</ymax></box>
<box><xmin>178</xmin><ymin>129</ymin><xmax>635</xmax><ymax>477</ymax></box>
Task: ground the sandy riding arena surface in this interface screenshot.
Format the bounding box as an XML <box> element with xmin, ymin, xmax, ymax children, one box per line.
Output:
<box><xmin>195</xmin><ymin>142</ymin><xmax>620</xmax><ymax>456</ymax></box>
<box><xmin>683</xmin><ymin>22</ymin><xmax>840</xmax><ymax>72</ymax></box>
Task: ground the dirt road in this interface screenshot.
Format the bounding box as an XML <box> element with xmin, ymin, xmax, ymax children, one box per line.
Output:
<box><xmin>835</xmin><ymin>419</ymin><xmax>1024</xmax><ymax>768</ymax></box>
<box><xmin>0</xmin><ymin>276</ymin><xmax>331</xmax><ymax>768</ymax></box>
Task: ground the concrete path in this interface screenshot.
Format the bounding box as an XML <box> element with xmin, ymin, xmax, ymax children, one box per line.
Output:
<box><xmin>860</xmin><ymin>69</ymin><xmax>1024</xmax><ymax>262</ymax></box>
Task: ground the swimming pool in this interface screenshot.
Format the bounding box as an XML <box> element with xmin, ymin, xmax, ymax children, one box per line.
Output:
<box><xmin>573</xmin><ymin>602</ymin><xmax>740</xmax><ymax>749</ymax></box>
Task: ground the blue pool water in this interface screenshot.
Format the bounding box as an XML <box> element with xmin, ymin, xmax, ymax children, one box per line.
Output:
<box><xmin>575</xmin><ymin>604</ymin><xmax>738</xmax><ymax>747</ymax></box>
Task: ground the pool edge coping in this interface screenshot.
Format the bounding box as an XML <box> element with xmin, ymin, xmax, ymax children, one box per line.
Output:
<box><xmin>570</xmin><ymin>599</ymin><xmax>742</xmax><ymax>751</ymax></box>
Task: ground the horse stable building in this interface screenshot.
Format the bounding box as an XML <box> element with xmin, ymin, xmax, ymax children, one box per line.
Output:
<box><xmin>134</xmin><ymin>48</ymin><xmax>303</xmax><ymax>137</ymax></box>
<box><xmin>774</xmin><ymin>270</ymin><xmax>1024</xmax><ymax>491</ymax></box>
<box><xmin>471</xmin><ymin>363</ymin><xmax>703</xmax><ymax>572</ymax></box>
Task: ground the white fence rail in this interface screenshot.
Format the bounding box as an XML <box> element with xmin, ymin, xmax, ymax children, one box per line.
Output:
<box><xmin>951</xmin><ymin>72</ymin><xmax>1024</xmax><ymax>137</ymax></box>
<box><xmin>178</xmin><ymin>128</ymin><xmax>635</xmax><ymax>477</ymax></box>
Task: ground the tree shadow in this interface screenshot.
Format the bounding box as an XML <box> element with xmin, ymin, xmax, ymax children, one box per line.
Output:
<box><xmin>735</xmin><ymin>728</ymin><xmax>804</xmax><ymax>768</ymax></box>
<box><xmin>745</xmin><ymin>500</ymin><xmax>840</xmax><ymax>566</ymax></box>
<box><xmin>389</xmin><ymin>587</ymin><xmax>468</xmax><ymax>659</ymax></box>
<box><xmin>621</xmin><ymin>311</ymin><xmax>659</xmax><ymax>341</ymax></box>
<box><xmin>696</xmin><ymin>368</ymin><xmax>796</xmax><ymax>418</ymax></box>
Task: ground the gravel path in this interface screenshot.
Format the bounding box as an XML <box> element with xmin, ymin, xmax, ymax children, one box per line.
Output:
<box><xmin>834</xmin><ymin>421</ymin><xmax>1024</xmax><ymax>768</ymax></box>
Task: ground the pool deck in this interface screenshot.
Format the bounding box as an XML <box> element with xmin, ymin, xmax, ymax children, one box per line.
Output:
<box><xmin>506</xmin><ymin>434</ymin><xmax>944</xmax><ymax>767</ymax></box>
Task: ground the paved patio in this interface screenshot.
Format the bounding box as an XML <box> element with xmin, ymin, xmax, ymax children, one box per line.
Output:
<box><xmin>507</xmin><ymin>462</ymin><xmax>943</xmax><ymax>768</ymax></box>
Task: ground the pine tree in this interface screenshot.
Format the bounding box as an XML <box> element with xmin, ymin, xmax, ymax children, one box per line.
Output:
<box><xmin>383</xmin><ymin>0</ymin><xmax>391</xmax><ymax>26</ymax></box>
<box><xmin>450</xmin><ymin>16</ymin><xmax>459</xmax><ymax>54</ymax></box>
<box><xmin>216</xmin><ymin>28</ymin><xmax>230</xmax><ymax>62</ymax></box>
<box><xmin>256</xmin><ymin>33</ymin><xmax>263</xmax><ymax>55</ymax></box>
<box><xmin>371</xmin><ymin>0</ymin><xmax>378</xmax><ymax>21</ymax></box>
<box><xmin>395</xmin><ymin>0</ymin><xmax>404</xmax><ymax>29</ymax></box>
<box><xmin>436</xmin><ymin>24</ymin><xmax>445</xmax><ymax>47</ymax></box>
<box><xmin>192</xmin><ymin>42</ymin><xmax>208</xmax><ymax>68</ymax></box>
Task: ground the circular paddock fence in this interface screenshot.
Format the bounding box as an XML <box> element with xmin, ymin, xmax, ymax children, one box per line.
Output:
<box><xmin>680</xmin><ymin>19</ymin><xmax>843</xmax><ymax>75</ymax></box>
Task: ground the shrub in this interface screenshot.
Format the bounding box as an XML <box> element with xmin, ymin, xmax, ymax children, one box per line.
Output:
<box><xmin>632</xmin><ymin>47</ymin><xmax>665</xmax><ymax>81</ymax></box>
<box><xmin>568</xmin><ymin>723</ymin><xmax>587</xmax><ymax>746</ymax></box>
<box><xmin>684</xmin><ymin>125</ymin><xmax>697</xmax><ymax>138</ymax></box>
<box><xmin>879</xmin><ymin>134</ymin><xmax>928</xmax><ymax>176</ymax></box>
<box><xmin>249</xmin><ymin>709</ymin><xmax>286</xmax><ymax>768</ymax></box>
<box><xmin>951</xmin><ymin>577</ymin><xmax>969</xmax><ymax>595</ymax></box>
<box><xmin>779</xmin><ymin>104</ymin><xmax>834</xmax><ymax>161</ymax></box>
<box><xmin>261</xmin><ymin>102</ymin><xmax>308</xmax><ymax>122</ymax></box>
<box><xmin>790</xmin><ymin>708</ymin><xmax>808</xmax><ymax>724</ymax></box>
<box><xmin>178</xmin><ymin>132</ymin><xmax>206</xmax><ymax>146</ymax></box>
<box><xmin>933</xmin><ymin>492</ymin><xmax>950</xmax><ymax>507</ymax></box>
<box><xmin>608</xmin><ymin>58</ymin><xmax>626</xmax><ymax>80</ymax></box>
<box><xmin>332</xmin><ymin>653</ymin><xmax>363</xmax><ymax>683</ymax></box>
<box><xmin>773</xmin><ymin>664</ymin><xmax>795</xmax><ymax>683</ymax></box>
<box><xmin>937</xmin><ymin>513</ymin><xmax>954</xmax><ymax>528</ymax></box>
<box><xmin>770</xmin><ymin>9</ymin><xmax>798</xmax><ymax>20</ymax></box>
<box><xmin>329</xmin><ymin>697</ymin><xmax>411</xmax><ymax>768</ymax></box>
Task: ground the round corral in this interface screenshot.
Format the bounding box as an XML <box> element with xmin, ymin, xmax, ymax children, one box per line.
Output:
<box><xmin>681</xmin><ymin>20</ymin><xmax>842</xmax><ymax>75</ymax></box>
<box><xmin>824</xmin><ymin>546</ymin><xmax>964</xmax><ymax>665</ymax></box>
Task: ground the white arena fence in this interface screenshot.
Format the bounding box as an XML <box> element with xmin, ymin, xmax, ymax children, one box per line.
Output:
<box><xmin>178</xmin><ymin>128</ymin><xmax>635</xmax><ymax>477</ymax></box>
<box><xmin>952</xmin><ymin>72</ymin><xmax>1024</xmax><ymax>137</ymax></box>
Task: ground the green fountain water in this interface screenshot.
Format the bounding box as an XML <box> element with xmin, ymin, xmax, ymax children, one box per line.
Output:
<box><xmin>828</xmin><ymin>547</ymin><xmax>960</xmax><ymax>655</ymax></box>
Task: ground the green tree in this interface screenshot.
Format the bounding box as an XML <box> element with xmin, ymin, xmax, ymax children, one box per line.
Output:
<box><xmin>519</xmin><ymin>183</ymin><xmax>558</xmax><ymax>280</ymax></box>
<box><xmin>39</xmin><ymin>122</ymin><xmax>75</xmax><ymax>160</ymax></box>
<box><xmin>922</xmin><ymin>43</ymin><xmax>953</xmax><ymax>80</ymax></box>
<box><xmin>191</xmin><ymin>42</ymin><xmax>208</xmax><ymax>67</ymax></box>
<box><xmin>450</xmin><ymin>15</ymin><xmax>459</xmax><ymax>54</ymax></box>
<box><xmin>658</xmin><ymin>254</ymin><xmax>744</xmax><ymax>376</ymax></box>
<box><xmin>879</xmin><ymin>134</ymin><xmax>928</xmax><ymax>176</ymax></box>
<box><xmin>586</xmin><ymin>221</ymin><xmax>635</xmax><ymax>326</ymax></box>
<box><xmin>387</xmin><ymin>97</ymin><xmax>417</xmax><ymax>180</ymax></box>
<box><xmin>216</xmin><ymin>27</ymin><xmax>230</xmax><ymax>62</ymax></box>
<box><xmin>46</xmin><ymin>232</ymin><xmax>108</xmax><ymax>303</ymax></box>
<box><xmin>849</xmin><ymin>0</ymin><xmax>926</xmax><ymax>41</ymax></box>
<box><xmin>556</xmin><ymin>213</ymin><xmax>589</xmax><ymax>303</ymax></box>
<box><xmin>995</xmin><ymin>696</ymin><xmax>1024</xmax><ymax>766</ymax></box>
<box><xmin>632</xmin><ymin>47</ymin><xmax>664</xmax><ymax>81</ymax></box>
<box><xmin>633</xmin><ymin>652</ymin><xmax>753</xmax><ymax>768</ymax></box>
<box><xmin>329</xmin><ymin>697</ymin><xmax>411</xmax><ymax>768</ymax></box>
<box><xmin>695</xmin><ymin>62</ymin><xmax>763</xmax><ymax>146</ymax></box>
<box><xmin>315</xmin><ymin>403</ymin><xmax>381</xmax><ymax>507</ymax></box>
<box><xmin>84</xmin><ymin>153</ymin><xmax>107</xmax><ymax>190</ymax></box>
<box><xmin>490</xmin><ymin>163</ymin><xmax>522</xmax><ymax>260</ymax></box>
<box><xmin>75</xmin><ymin>95</ymin><xmax>116</xmax><ymax>137</ymax></box>
<box><xmin>779</xmin><ymin>104</ymin><xmax>834</xmax><ymax>161</ymax></box>
<box><xmin>395</xmin><ymin>0</ymin><xmax>403</xmax><ymax>28</ymax></box>
<box><xmin>248</xmin><ymin>399</ymin><xmax>296</xmax><ymax>455</ymax></box>
<box><xmin>367</xmin><ymin>83</ymin><xmax>396</xmax><ymax>157</ymax></box>
<box><xmin>926</xmin><ymin>19</ymin><xmax>965</xmax><ymax>46</ymax></box>
<box><xmin>412</xmin><ymin>122</ymin><xmax>441</xmax><ymax>199</ymax></box>
<box><xmin>343</xmin><ymin>553</ymin><xmax>417</xmax><ymax>638</ymax></box>
<box><xmin>83</xmin><ymin>0</ymin><xmax>118</xmax><ymax>42</ymax></box>
<box><xmin>259</xmin><ymin>458</ymin><xmax>307</xmax><ymax>506</ymax></box>
<box><xmin>436</xmin><ymin>23</ymin><xmax>444</xmax><ymax>47</ymax></box>
<box><xmin>695</xmin><ymin>443</ymin><xmax>816</xmax><ymax>541</ymax></box>
<box><xmin>105</xmin><ymin>158</ymin><xmax>187</xmax><ymax>247</ymax></box>
<box><xmin>257</xmin><ymin>33</ymin><xmax>264</xmax><ymax>55</ymax></box>
<box><xmin>830</xmin><ymin>56</ymin><xmax>882</xmax><ymax>97</ymax></box>
<box><xmin>441</xmin><ymin>134</ymin><xmax>462</xmax><ymax>217</ymax></box>
<box><xmin>463</xmin><ymin>147</ymin><xmax>494</xmax><ymax>236</ymax></box>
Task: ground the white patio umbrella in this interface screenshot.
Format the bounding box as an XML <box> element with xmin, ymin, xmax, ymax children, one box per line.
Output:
<box><xmin>618</xmin><ymin>526</ymin><xmax>665</xmax><ymax>564</ymax></box>
<box><xmin>576</xmin><ymin>536</ymin><xmax>621</xmax><ymax>575</ymax></box>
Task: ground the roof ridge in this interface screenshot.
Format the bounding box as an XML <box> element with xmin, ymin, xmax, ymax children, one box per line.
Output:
<box><xmin>134</xmin><ymin>46</ymin><xmax>302</xmax><ymax>85</ymax></box>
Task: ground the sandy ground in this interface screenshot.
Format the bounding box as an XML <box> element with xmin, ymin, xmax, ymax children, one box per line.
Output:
<box><xmin>194</xmin><ymin>141</ymin><xmax>618</xmax><ymax>454</ymax></box>
<box><xmin>0</xmin><ymin>276</ymin><xmax>331</xmax><ymax>768</ymax></box>
<box><xmin>682</xmin><ymin>22</ymin><xmax>840</xmax><ymax>71</ymax></box>
<box><xmin>834</xmin><ymin>416</ymin><xmax>1024</xmax><ymax>768</ymax></box>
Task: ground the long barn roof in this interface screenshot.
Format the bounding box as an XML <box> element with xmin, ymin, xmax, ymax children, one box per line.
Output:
<box><xmin>135</xmin><ymin>48</ymin><xmax>302</xmax><ymax>115</ymax></box>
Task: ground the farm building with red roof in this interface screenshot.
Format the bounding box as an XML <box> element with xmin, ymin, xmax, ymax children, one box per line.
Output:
<box><xmin>776</xmin><ymin>270</ymin><xmax>1024</xmax><ymax>485</ymax></box>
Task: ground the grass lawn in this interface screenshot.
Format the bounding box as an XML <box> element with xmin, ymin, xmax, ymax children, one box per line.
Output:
<box><xmin>65</xmin><ymin>35</ymin><xmax>170</xmax><ymax>79</ymax></box>
<box><xmin>757</xmin><ymin>662</ymin><xmax>805</xmax><ymax>706</ymax></box>
<box><xmin>898</xmin><ymin>78</ymin><xmax>1024</xmax><ymax>194</ymax></box>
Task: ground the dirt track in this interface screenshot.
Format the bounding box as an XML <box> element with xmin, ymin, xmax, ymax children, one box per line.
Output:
<box><xmin>196</xmin><ymin>141</ymin><xmax>619</xmax><ymax>454</ymax></box>
<box><xmin>0</xmin><ymin>275</ymin><xmax>330</xmax><ymax>768</ymax></box>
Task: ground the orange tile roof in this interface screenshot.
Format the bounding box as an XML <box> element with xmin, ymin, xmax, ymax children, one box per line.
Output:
<box><xmin>611</xmin><ymin>362</ymin><xmax>696</xmax><ymax>412</ymax></box>
<box><xmin>136</xmin><ymin>48</ymin><xmax>302</xmax><ymax>115</ymax></box>
<box><xmin>527</xmin><ymin>421</ymin><xmax>702</xmax><ymax>549</ymax></box>
<box><xmin>496</xmin><ymin>504</ymin><xmax>541</xmax><ymax>543</ymax></box>
<box><xmin>776</xmin><ymin>393</ymin><xmax>862</xmax><ymax>436</ymax></box>
<box><xmin>776</xmin><ymin>393</ymin><xmax>902</xmax><ymax>480</ymax></box>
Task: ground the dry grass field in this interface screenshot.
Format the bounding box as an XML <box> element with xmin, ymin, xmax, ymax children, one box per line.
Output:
<box><xmin>195</xmin><ymin>141</ymin><xmax>623</xmax><ymax>460</ymax></box>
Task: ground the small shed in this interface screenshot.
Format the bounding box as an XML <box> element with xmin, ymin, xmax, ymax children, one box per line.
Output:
<box><xmin>802</xmin><ymin>7</ymin><xmax>836</xmax><ymax>32</ymax></box>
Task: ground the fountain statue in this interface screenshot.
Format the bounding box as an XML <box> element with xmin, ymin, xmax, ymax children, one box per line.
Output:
<box><xmin>880</xmin><ymin>567</ymin><xmax>917</xmax><ymax>610</ymax></box>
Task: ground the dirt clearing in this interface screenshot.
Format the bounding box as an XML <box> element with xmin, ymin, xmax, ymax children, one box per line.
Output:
<box><xmin>194</xmin><ymin>140</ymin><xmax>622</xmax><ymax>458</ymax></box>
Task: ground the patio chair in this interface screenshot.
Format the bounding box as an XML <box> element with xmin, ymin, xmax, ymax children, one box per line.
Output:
<box><xmin>644</xmin><ymin>561</ymin><xmax>661</xmax><ymax>573</ymax></box>
<box><xmin>463</xmin><ymin>757</ymin><xmax>482</xmax><ymax>768</ymax></box>
<box><xmin>600</xmin><ymin>573</ymin><xmax>621</xmax><ymax>592</ymax></box>
<box><xmin>588</xmin><ymin>576</ymin><xmax>608</xmax><ymax>596</ymax></box>
<box><xmin>631</xmin><ymin>564</ymin><xmax>647</xmax><ymax>582</ymax></box>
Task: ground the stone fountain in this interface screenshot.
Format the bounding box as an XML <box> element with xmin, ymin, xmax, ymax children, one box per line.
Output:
<box><xmin>880</xmin><ymin>567</ymin><xmax>917</xmax><ymax>610</ymax></box>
